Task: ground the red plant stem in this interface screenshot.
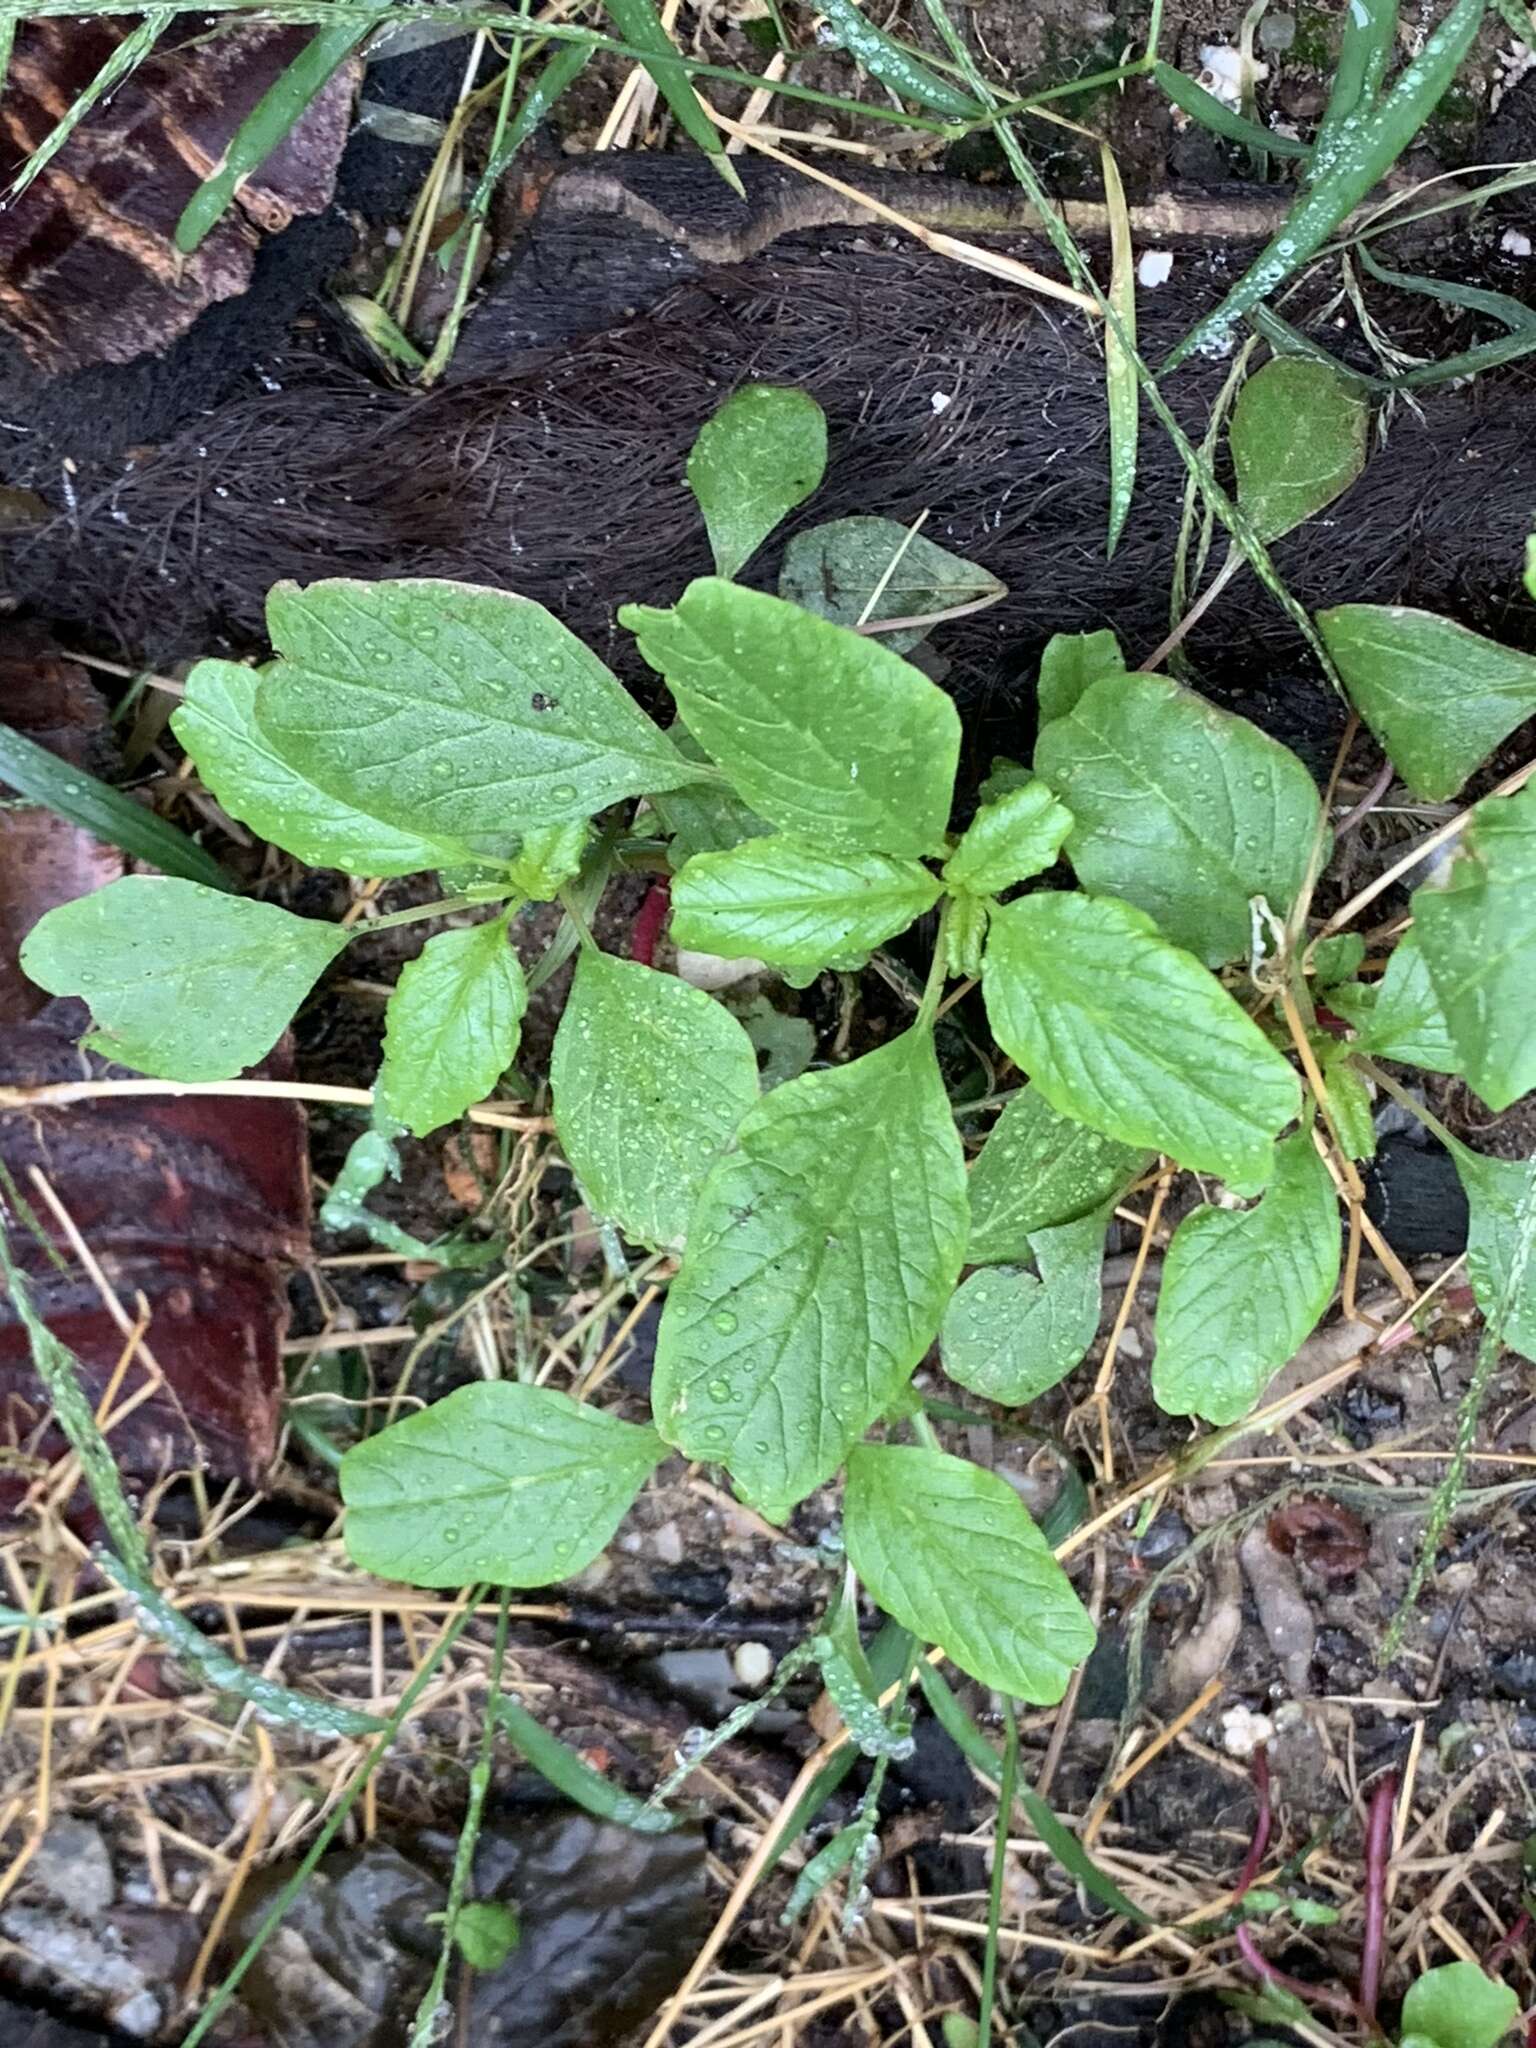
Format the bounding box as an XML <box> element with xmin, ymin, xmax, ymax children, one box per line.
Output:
<box><xmin>1235</xmin><ymin>1744</ymin><xmax>1272</xmax><ymax>1900</ymax></box>
<box><xmin>1483</xmin><ymin>1909</ymin><xmax>1530</xmax><ymax>1974</ymax></box>
<box><xmin>1236</xmin><ymin>1925</ymin><xmax>1360</xmax><ymax>2020</ymax></box>
<box><xmin>629</xmin><ymin>878</ymin><xmax>671</xmax><ymax>967</ymax></box>
<box><xmin>1358</xmin><ymin>1771</ymin><xmax>1397</xmax><ymax>2022</ymax></box>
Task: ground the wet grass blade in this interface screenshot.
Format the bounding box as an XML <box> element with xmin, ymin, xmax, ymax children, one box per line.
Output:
<box><xmin>818</xmin><ymin>0</ymin><xmax>978</xmax><ymax>117</ymax></box>
<box><xmin>1151</xmin><ymin>61</ymin><xmax>1308</xmax><ymax>159</ymax></box>
<box><xmin>1251</xmin><ymin>299</ymin><xmax>1536</xmax><ymax>392</ymax></box>
<box><xmin>493</xmin><ymin>1695</ymin><xmax>682</xmax><ymax>1832</ymax></box>
<box><xmin>1166</xmin><ymin>0</ymin><xmax>1488</xmax><ymax>370</ymax></box>
<box><xmin>176</xmin><ymin>19</ymin><xmax>370</xmax><ymax>253</ymax></box>
<box><xmin>976</xmin><ymin>1700</ymin><xmax>1018</xmax><ymax>2039</ymax></box>
<box><xmin>6</xmin><ymin>9</ymin><xmax>173</xmax><ymax>200</ymax></box>
<box><xmin>601</xmin><ymin>0</ymin><xmax>744</xmax><ymax>195</ymax></box>
<box><xmin>0</xmin><ymin>721</ymin><xmax>231</xmax><ymax>891</ymax></box>
<box><xmin>763</xmin><ymin>1622</ymin><xmax>913</xmax><ymax>1876</ymax></box>
<box><xmin>467</xmin><ymin>38</ymin><xmax>592</xmax><ymax>216</ymax></box>
<box><xmin>1102</xmin><ymin>140</ymin><xmax>1138</xmax><ymax>557</ymax></box>
<box><xmin>1315</xmin><ymin>0</ymin><xmax>1398</xmax><ymax>170</ymax></box>
<box><xmin>1357</xmin><ymin>241</ymin><xmax>1536</xmax><ymax>331</ymax></box>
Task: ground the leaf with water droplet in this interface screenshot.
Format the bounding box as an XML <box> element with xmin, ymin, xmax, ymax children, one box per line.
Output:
<box><xmin>1230</xmin><ymin>357</ymin><xmax>1367</xmax><ymax>543</ymax></box>
<box><xmin>375</xmin><ymin>920</ymin><xmax>528</xmax><ymax>1137</ymax></box>
<box><xmin>652</xmin><ymin>1030</ymin><xmax>968</xmax><ymax>1522</ymax></box>
<box><xmin>981</xmin><ymin>892</ymin><xmax>1299</xmax><ymax>1184</ymax></box>
<box><xmin>672</xmin><ymin>836</ymin><xmax>941</xmax><ymax>973</ymax></box>
<box><xmin>623</xmin><ymin>580</ymin><xmax>959</xmax><ymax>857</ymax></box>
<box><xmin>967</xmin><ymin>1086</ymin><xmax>1151</xmax><ymax>1264</ymax></box>
<box><xmin>551</xmin><ymin>952</ymin><xmax>759</xmax><ymax>1252</ymax></box>
<box><xmin>941</xmin><ymin>1209</ymin><xmax>1108</xmax><ymax>1405</ymax></box>
<box><xmin>1153</xmin><ymin>1129</ymin><xmax>1339</xmax><ymax>1424</ymax></box>
<box><xmin>688</xmin><ymin>385</ymin><xmax>827</xmax><ymax>581</ymax></box>
<box><xmin>844</xmin><ymin>1443</ymin><xmax>1094</xmax><ymax>1702</ymax></box>
<box><xmin>174</xmin><ymin>661</ymin><xmax>468</xmax><ymax>876</ymax></box>
<box><xmin>1035</xmin><ymin>668</ymin><xmax>1324</xmax><ymax>965</ymax></box>
<box><xmin>255</xmin><ymin>578</ymin><xmax>690</xmax><ymax>836</ymax></box>
<box><xmin>21</xmin><ymin>876</ymin><xmax>349</xmax><ymax>1082</ymax></box>
<box><xmin>339</xmin><ymin>1381</ymin><xmax>665</xmax><ymax>1587</ymax></box>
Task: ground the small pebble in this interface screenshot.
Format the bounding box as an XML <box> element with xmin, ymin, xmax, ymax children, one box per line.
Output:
<box><xmin>1137</xmin><ymin>250</ymin><xmax>1173</xmax><ymax>289</ymax></box>
<box><xmin>733</xmin><ymin>1641</ymin><xmax>774</xmax><ymax>1690</ymax></box>
<box><xmin>1259</xmin><ymin>11</ymin><xmax>1296</xmax><ymax>50</ymax></box>
<box><xmin>1501</xmin><ymin>228</ymin><xmax>1533</xmax><ymax>257</ymax></box>
<box><xmin>931</xmin><ymin>391</ymin><xmax>953</xmax><ymax>414</ymax></box>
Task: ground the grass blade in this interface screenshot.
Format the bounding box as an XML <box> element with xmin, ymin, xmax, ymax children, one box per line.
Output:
<box><xmin>976</xmin><ymin>1700</ymin><xmax>1018</xmax><ymax>2039</ymax></box>
<box><xmin>1018</xmin><ymin>1789</ymin><xmax>1156</xmax><ymax>1924</ymax></box>
<box><xmin>818</xmin><ymin>0</ymin><xmax>978</xmax><ymax>117</ymax></box>
<box><xmin>176</xmin><ymin>20</ymin><xmax>369</xmax><ymax>254</ymax></box>
<box><xmin>467</xmin><ymin>38</ymin><xmax>592</xmax><ymax>217</ymax></box>
<box><xmin>1357</xmin><ymin>241</ymin><xmax>1536</xmax><ymax>331</ymax></box>
<box><xmin>5</xmin><ymin>11</ymin><xmax>173</xmax><ymax>200</ymax></box>
<box><xmin>493</xmin><ymin>1694</ymin><xmax>682</xmax><ymax>1832</ymax></box>
<box><xmin>1102</xmin><ymin>140</ymin><xmax>1138</xmax><ymax>557</ymax></box>
<box><xmin>601</xmin><ymin>0</ymin><xmax>744</xmax><ymax>195</ymax></box>
<box><xmin>1315</xmin><ymin>0</ymin><xmax>1397</xmax><ymax>163</ymax></box>
<box><xmin>1166</xmin><ymin>0</ymin><xmax>1488</xmax><ymax>370</ymax></box>
<box><xmin>0</xmin><ymin>721</ymin><xmax>231</xmax><ymax>891</ymax></box>
<box><xmin>1151</xmin><ymin>61</ymin><xmax>1308</xmax><ymax>159</ymax></box>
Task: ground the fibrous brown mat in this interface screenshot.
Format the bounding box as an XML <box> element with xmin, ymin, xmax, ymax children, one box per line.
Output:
<box><xmin>3</xmin><ymin>156</ymin><xmax>1532</xmax><ymax>721</ymax></box>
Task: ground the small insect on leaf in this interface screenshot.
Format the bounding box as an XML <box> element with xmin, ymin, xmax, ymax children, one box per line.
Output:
<box><xmin>687</xmin><ymin>386</ymin><xmax>828</xmax><ymax>581</ymax></box>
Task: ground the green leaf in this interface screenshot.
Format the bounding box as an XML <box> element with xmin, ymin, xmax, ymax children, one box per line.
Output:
<box><xmin>174</xmin><ymin>661</ymin><xmax>465</xmax><ymax>877</ymax></box>
<box><xmin>375</xmin><ymin>922</ymin><xmax>528</xmax><ymax>1138</ymax></box>
<box><xmin>981</xmin><ymin>894</ymin><xmax>1300</xmax><ymax>1184</ymax></box>
<box><xmin>1017</xmin><ymin>1787</ymin><xmax>1155</xmax><ymax>1925</ymax></box>
<box><xmin>507</xmin><ymin>821</ymin><xmax>587</xmax><ymax>900</ymax></box>
<box><xmin>1317</xmin><ymin>607</ymin><xmax>1536</xmax><ymax>801</ymax></box>
<box><xmin>622</xmin><ymin>580</ymin><xmax>960</xmax><ymax>857</ymax></box>
<box><xmin>843</xmin><ymin>1443</ymin><xmax>1094</xmax><ymax>1702</ymax></box>
<box><xmin>1400</xmin><ymin>1963</ymin><xmax>1520</xmax><ymax>2048</ymax></box>
<box><xmin>779</xmin><ymin>516</ymin><xmax>1005</xmax><ymax>654</ymax></box>
<box><xmin>942</xmin><ymin>781</ymin><xmax>1073</xmax><ymax>897</ymax></box>
<box><xmin>651</xmin><ymin>1031</ymin><xmax>968</xmax><ymax>1522</ymax></box>
<box><xmin>687</xmin><ymin>386</ymin><xmax>827</xmax><ymax>580</ymax></box>
<box><xmin>944</xmin><ymin>891</ymin><xmax>989</xmax><ymax>979</ymax></box>
<box><xmin>255</xmin><ymin>578</ymin><xmax>689</xmax><ymax>836</ymax></box>
<box><xmin>339</xmin><ymin>1381</ymin><xmax>665</xmax><ymax>1587</ymax></box>
<box><xmin>1329</xmin><ymin>928</ymin><xmax>1459</xmax><ymax>1072</ymax></box>
<box><xmin>453</xmin><ymin>1901</ymin><xmax>520</xmax><ymax>1971</ymax></box>
<box><xmin>1036</xmin><ymin>629</ymin><xmax>1125</xmax><ymax>726</ymax></box>
<box><xmin>649</xmin><ymin>722</ymin><xmax>770</xmax><ymax>866</ymax></box>
<box><xmin>967</xmin><ymin>1086</ymin><xmax>1151</xmax><ymax>1265</ymax></box>
<box><xmin>1413</xmin><ymin>784</ymin><xmax>1536</xmax><ymax>1110</ymax></box>
<box><xmin>550</xmin><ymin>951</ymin><xmax>759</xmax><ymax>1253</ymax></box>
<box><xmin>1451</xmin><ymin>1145</ymin><xmax>1536</xmax><ymax>1366</ymax></box>
<box><xmin>941</xmin><ymin>1209</ymin><xmax>1106</xmax><ymax>1404</ymax></box>
<box><xmin>1310</xmin><ymin>933</ymin><xmax>1365</xmax><ymax>988</ymax></box>
<box><xmin>1229</xmin><ymin>359</ymin><xmax>1369</xmax><ymax>543</ymax></box>
<box><xmin>671</xmin><ymin>837</ymin><xmax>941</xmax><ymax>973</ymax></box>
<box><xmin>817</xmin><ymin>0</ymin><xmax>979</xmax><ymax>116</ymax></box>
<box><xmin>1323</xmin><ymin>1060</ymin><xmax>1376</xmax><ymax>1163</ymax></box>
<box><xmin>0</xmin><ymin>718</ymin><xmax>231</xmax><ymax>893</ymax></box>
<box><xmin>20</xmin><ymin>876</ymin><xmax>348</xmax><ymax>1082</ymax></box>
<box><xmin>1152</xmin><ymin>1131</ymin><xmax>1339</xmax><ymax>1424</ymax></box>
<box><xmin>492</xmin><ymin>1694</ymin><xmax>680</xmax><ymax>1833</ymax></box>
<box><xmin>600</xmin><ymin>0</ymin><xmax>744</xmax><ymax>194</ymax></box>
<box><xmin>1034</xmin><ymin>670</ymin><xmax>1325</xmax><ymax>966</ymax></box>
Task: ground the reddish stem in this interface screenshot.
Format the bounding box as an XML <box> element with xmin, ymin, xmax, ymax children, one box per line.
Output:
<box><xmin>629</xmin><ymin>878</ymin><xmax>671</xmax><ymax>967</ymax></box>
<box><xmin>1236</xmin><ymin>1924</ymin><xmax>1360</xmax><ymax>2020</ymax></box>
<box><xmin>1235</xmin><ymin>1744</ymin><xmax>1272</xmax><ymax>1900</ymax></box>
<box><xmin>1483</xmin><ymin>1909</ymin><xmax>1530</xmax><ymax>1974</ymax></box>
<box><xmin>1358</xmin><ymin>1771</ymin><xmax>1397</xmax><ymax>2022</ymax></box>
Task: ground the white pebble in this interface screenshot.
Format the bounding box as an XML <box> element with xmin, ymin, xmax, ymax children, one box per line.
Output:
<box><xmin>1501</xmin><ymin>228</ymin><xmax>1533</xmax><ymax>257</ymax></box>
<box><xmin>931</xmin><ymin>391</ymin><xmax>953</xmax><ymax>414</ymax></box>
<box><xmin>733</xmin><ymin>1641</ymin><xmax>774</xmax><ymax>1690</ymax></box>
<box><xmin>1137</xmin><ymin>249</ymin><xmax>1173</xmax><ymax>289</ymax></box>
<box><xmin>1221</xmin><ymin>1702</ymin><xmax>1275</xmax><ymax>1758</ymax></box>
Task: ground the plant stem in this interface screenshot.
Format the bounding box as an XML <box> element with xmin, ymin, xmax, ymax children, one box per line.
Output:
<box><xmin>361</xmin><ymin>891</ymin><xmax>511</xmax><ymax>932</ymax></box>
<box><xmin>1234</xmin><ymin>1744</ymin><xmax>1272</xmax><ymax>1899</ymax></box>
<box><xmin>1357</xmin><ymin>1771</ymin><xmax>1396</xmax><ymax>2021</ymax></box>
<box><xmin>909</xmin><ymin>1409</ymin><xmax>942</xmax><ymax>1452</ymax></box>
<box><xmin>977</xmin><ymin>1697</ymin><xmax>1019</xmax><ymax>2037</ymax></box>
<box><xmin>1356</xmin><ymin>1058</ymin><xmax>1460</xmax><ymax>1153</ymax></box>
